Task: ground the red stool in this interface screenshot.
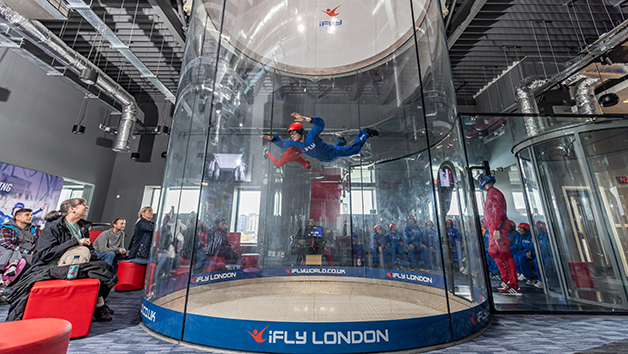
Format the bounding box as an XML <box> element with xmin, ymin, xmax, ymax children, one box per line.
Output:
<box><xmin>23</xmin><ymin>279</ymin><xmax>100</xmax><ymax>338</ymax></box>
<box><xmin>114</xmin><ymin>261</ymin><xmax>147</xmax><ymax>291</ymax></box>
<box><xmin>0</xmin><ymin>318</ymin><xmax>72</xmax><ymax>353</ymax></box>
<box><xmin>241</xmin><ymin>253</ymin><xmax>261</xmax><ymax>268</ymax></box>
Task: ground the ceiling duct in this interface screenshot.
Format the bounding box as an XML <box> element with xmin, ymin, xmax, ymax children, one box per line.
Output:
<box><xmin>515</xmin><ymin>76</ymin><xmax>548</xmax><ymax>136</ymax></box>
<box><xmin>0</xmin><ymin>3</ymin><xmax>138</xmax><ymax>152</ymax></box>
<box><xmin>2</xmin><ymin>0</ymin><xmax>69</xmax><ymax>20</ymax></box>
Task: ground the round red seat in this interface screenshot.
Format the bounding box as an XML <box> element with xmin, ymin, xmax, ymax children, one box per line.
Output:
<box><xmin>114</xmin><ymin>261</ymin><xmax>147</xmax><ymax>291</ymax></box>
<box><xmin>241</xmin><ymin>253</ymin><xmax>260</xmax><ymax>268</ymax></box>
<box><xmin>0</xmin><ymin>318</ymin><xmax>72</xmax><ymax>354</ymax></box>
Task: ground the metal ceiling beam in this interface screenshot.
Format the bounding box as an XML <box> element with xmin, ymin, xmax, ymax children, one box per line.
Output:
<box><xmin>146</xmin><ymin>0</ymin><xmax>186</xmax><ymax>48</ymax></box>
<box><xmin>447</xmin><ymin>0</ymin><xmax>489</xmax><ymax>49</ymax></box>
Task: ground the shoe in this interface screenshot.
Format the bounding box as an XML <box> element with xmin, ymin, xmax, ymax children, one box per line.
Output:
<box><xmin>499</xmin><ymin>285</ymin><xmax>522</xmax><ymax>295</ymax></box>
<box><xmin>526</xmin><ymin>279</ymin><xmax>536</xmax><ymax>286</ymax></box>
<box><xmin>105</xmin><ymin>301</ymin><xmax>115</xmax><ymax>315</ymax></box>
<box><xmin>534</xmin><ymin>280</ymin><xmax>544</xmax><ymax>289</ymax></box>
<box><xmin>518</xmin><ymin>273</ymin><xmax>526</xmax><ymax>281</ymax></box>
<box><xmin>364</xmin><ymin>128</ymin><xmax>379</xmax><ymax>137</ymax></box>
<box><xmin>263</xmin><ymin>148</ymin><xmax>269</xmax><ymax>159</ymax></box>
<box><xmin>94</xmin><ymin>305</ymin><xmax>113</xmax><ymax>322</ymax></box>
<box><xmin>4</xmin><ymin>264</ymin><xmax>16</xmax><ymax>277</ymax></box>
<box><xmin>497</xmin><ymin>281</ymin><xmax>508</xmax><ymax>290</ymax></box>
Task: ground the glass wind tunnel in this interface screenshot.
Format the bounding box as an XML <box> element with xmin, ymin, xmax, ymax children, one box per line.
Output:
<box><xmin>140</xmin><ymin>1</ymin><xmax>489</xmax><ymax>352</ymax></box>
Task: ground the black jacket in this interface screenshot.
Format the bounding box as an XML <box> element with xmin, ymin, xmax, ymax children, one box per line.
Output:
<box><xmin>33</xmin><ymin>217</ymin><xmax>96</xmax><ymax>266</ymax></box>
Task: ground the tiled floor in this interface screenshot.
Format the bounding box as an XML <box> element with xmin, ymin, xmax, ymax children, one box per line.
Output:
<box><xmin>2</xmin><ymin>289</ymin><xmax>628</xmax><ymax>353</ymax></box>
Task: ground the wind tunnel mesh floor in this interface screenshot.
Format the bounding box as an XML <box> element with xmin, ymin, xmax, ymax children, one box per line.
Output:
<box><xmin>152</xmin><ymin>276</ymin><xmax>475</xmax><ymax>322</ymax></box>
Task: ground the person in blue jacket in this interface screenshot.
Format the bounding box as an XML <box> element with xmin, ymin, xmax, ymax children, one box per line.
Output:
<box><xmin>516</xmin><ymin>223</ymin><xmax>542</xmax><ymax>288</ymax></box>
<box><xmin>260</xmin><ymin>112</ymin><xmax>379</xmax><ymax>162</ymax></box>
<box><xmin>446</xmin><ymin>219</ymin><xmax>462</xmax><ymax>270</ymax></box>
<box><xmin>370</xmin><ymin>225</ymin><xmax>385</xmax><ymax>267</ymax></box>
<box><xmin>482</xmin><ymin>218</ymin><xmax>500</xmax><ymax>279</ymax></box>
<box><xmin>385</xmin><ymin>223</ymin><xmax>407</xmax><ymax>270</ymax></box>
<box><xmin>404</xmin><ymin>215</ymin><xmax>422</xmax><ymax>270</ymax></box>
<box><xmin>507</xmin><ymin>220</ymin><xmax>524</xmax><ymax>277</ymax></box>
<box><xmin>420</xmin><ymin>220</ymin><xmax>438</xmax><ymax>270</ymax></box>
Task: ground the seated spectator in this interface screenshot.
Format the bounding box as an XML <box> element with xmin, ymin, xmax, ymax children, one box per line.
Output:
<box><xmin>516</xmin><ymin>222</ymin><xmax>543</xmax><ymax>288</ymax></box>
<box><xmin>370</xmin><ymin>225</ymin><xmax>385</xmax><ymax>268</ymax></box>
<box><xmin>30</xmin><ymin>198</ymin><xmax>116</xmax><ymax>321</ymax></box>
<box><xmin>0</xmin><ymin>208</ymin><xmax>38</xmax><ymax>285</ymax></box>
<box><xmin>93</xmin><ymin>218</ymin><xmax>128</xmax><ymax>272</ymax></box>
<box><xmin>128</xmin><ymin>207</ymin><xmax>155</xmax><ymax>262</ymax></box>
<box><xmin>207</xmin><ymin>218</ymin><xmax>239</xmax><ymax>264</ymax></box>
<box><xmin>404</xmin><ymin>216</ymin><xmax>422</xmax><ymax>270</ymax></box>
<box><xmin>352</xmin><ymin>232</ymin><xmax>364</xmax><ymax>267</ymax></box>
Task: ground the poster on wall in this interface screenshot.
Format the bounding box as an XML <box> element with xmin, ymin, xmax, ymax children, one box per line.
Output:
<box><xmin>0</xmin><ymin>162</ymin><xmax>64</xmax><ymax>229</ymax></box>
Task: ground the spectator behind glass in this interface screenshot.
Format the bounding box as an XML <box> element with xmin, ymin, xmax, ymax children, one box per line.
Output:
<box><xmin>33</xmin><ymin>198</ymin><xmax>116</xmax><ymax>321</ymax></box>
<box><xmin>128</xmin><ymin>207</ymin><xmax>154</xmax><ymax>261</ymax></box>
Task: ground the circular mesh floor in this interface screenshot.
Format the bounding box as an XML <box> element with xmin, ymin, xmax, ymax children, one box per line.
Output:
<box><xmin>153</xmin><ymin>276</ymin><xmax>475</xmax><ymax>322</ymax></box>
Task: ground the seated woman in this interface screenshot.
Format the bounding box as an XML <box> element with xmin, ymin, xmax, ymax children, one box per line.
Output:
<box><xmin>31</xmin><ymin>198</ymin><xmax>116</xmax><ymax>321</ymax></box>
<box><xmin>128</xmin><ymin>207</ymin><xmax>155</xmax><ymax>262</ymax></box>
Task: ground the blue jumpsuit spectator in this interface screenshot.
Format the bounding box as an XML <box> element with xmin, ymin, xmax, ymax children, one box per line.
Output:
<box><xmin>404</xmin><ymin>215</ymin><xmax>422</xmax><ymax>269</ymax></box>
<box><xmin>420</xmin><ymin>220</ymin><xmax>438</xmax><ymax>270</ymax></box>
<box><xmin>506</xmin><ymin>220</ymin><xmax>524</xmax><ymax>277</ymax></box>
<box><xmin>261</xmin><ymin>112</ymin><xmax>379</xmax><ymax>163</ymax></box>
<box><xmin>445</xmin><ymin>219</ymin><xmax>462</xmax><ymax>269</ymax></box>
<box><xmin>516</xmin><ymin>223</ymin><xmax>542</xmax><ymax>288</ymax></box>
<box><xmin>385</xmin><ymin>224</ymin><xmax>407</xmax><ymax>269</ymax></box>
<box><xmin>370</xmin><ymin>225</ymin><xmax>385</xmax><ymax>267</ymax></box>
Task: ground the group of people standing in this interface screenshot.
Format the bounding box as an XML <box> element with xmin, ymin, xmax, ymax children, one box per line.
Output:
<box><xmin>369</xmin><ymin>216</ymin><xmax>462</xmax><ymax>271</ymax></box>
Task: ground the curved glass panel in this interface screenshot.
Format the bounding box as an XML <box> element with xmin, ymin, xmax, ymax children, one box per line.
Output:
<box><xmin>141</xmin><ymin>0</ymin><xmax>489</xmax><ymax>352</ymax></box>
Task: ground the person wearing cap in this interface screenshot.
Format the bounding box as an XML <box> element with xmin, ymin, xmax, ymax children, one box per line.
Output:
<box><xmin>478</xmin><ymin>173</ymin><xmax>521</xmax><ymax>295</ymax></box>
<box><xmin>370</xmin><ymin>225</ymin><xmax>385</xmax><ymax>267</ymax></box>
<box><xmin>260</xmin><ymin>112</ymin><xmax>379</xmax><ymax>163</ymax></box>
<box><xmin>404</xmin><ymin>215</ymin><xmax>422</xmax><ymax>270</ymax></box>
<box><xmin>384</xmin><ymin>223</ymin><xmax>407</xmax><ymax>270</ymax></box>
<box><xmin>420</xmin><ymin>220</ymin><xmax>438</xmax><ymax>271</ymax></box>
<box><xmin>506</xmin><ymin>220</ymin><xmax>524</xmax><ymax>279</ymax></box>
<box><xmin>445</xmin><ymin>219</ymin><xmax>462</xmax><ymax>271</ymax></box>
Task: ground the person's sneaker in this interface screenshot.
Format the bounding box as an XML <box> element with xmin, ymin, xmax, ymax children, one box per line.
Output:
<box><xmin>499</xmin><ymin>285</ymin><xmax>523</xmax><ymax>295</ymax></box>
<box><xmin>497</xmin><ymin>281</ymin><xmax>508</xmax><ymax>290</ymax></box>
<box><xmin>534</xmin><ymin>280</ymin><xmax>544</xmax><ymax>289</ymax></box>
<box><xmin>105</xmin><ymin>301</ymin><xmax>115</xmax><ymax>315</ymax></box>
<box><xmin>4</xmin><ymin>264</ymin><xmax>16</xmax><ymax>277</ymax></box>
<box><xmin>518</xmin><ymin>273</ymin><xmax>526</xmax><ymax>281</ymax></box>
<box><xmin>364</xmin><ymin>128</ymin><xmax>379</xmax><ymax>137</ymax></box>
<box><xmin>526</xmin><ymin>279</ymin><xmax>536</xmax><ymax>286</ymax></box>
<box><xmin>93</xmin><ymin>305</ymin><xmax>113</xmax><ymax>322</ymax></box>
<box><xmin>263</xmin><ymin>147</ymin><xmax>269</xmax><ymax>159</ymax></box>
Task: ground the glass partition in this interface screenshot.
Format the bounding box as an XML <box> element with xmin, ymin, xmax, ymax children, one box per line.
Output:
<box><xmin>140</xmin><ymin>1</ymin><xmax>489</xmax><ymax>352</ymax></box>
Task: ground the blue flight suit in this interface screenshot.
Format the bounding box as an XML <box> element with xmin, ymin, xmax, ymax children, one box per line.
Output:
<box><xmin>272</xmin><ymin>117</ymin><xmax>371</xmax><ymax>162</ymax></box>
<box><xmin>508</xmin><ymin>230</ymin><xmax>525</xmax><ymax>274</ymax></box>
<box><xmin>370</xmin><ymin>231</ymin><xmax>385</xmax><ymax>267</ymax></box>
<box><xmin>385</xmin><ymin>230</ymin><xmax>407</xmax><ymax>269</ymax></box>
<box><xmin>404</xmin><ymin>224</ymin><xmax>422</xmax><ymax>267</ymax></box>
<box><xmin>420</xmin><ymin>227</ymin><xmax>437</xmax><ymax>269</ymax></box>
<box><xmin>447</xmin><ymin>226</ymin><xmax>461</xmax><ymax>267</ymax></box>
<box><xmin>518</xmin><ymin>234</ymin><xmax>538</xmax><ymax>280</ymax></box>
<box><xmin>484</xmin><ymin>230</ymin><xmax>499</xmax><ymax>275</ymax></box>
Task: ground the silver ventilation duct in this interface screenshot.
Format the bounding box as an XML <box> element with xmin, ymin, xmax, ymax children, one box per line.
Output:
<box><xmin>0</xmin><ymin>3</ymin><xmax>137</xmax><ymax>152</ymax></box>
<box><xmin>515</xmin><ymin>76</ymin><xmax>548</xmax><ymax>136</ymax></box>
<box><xmin>573</xmin><ymin>76</ymin><xmax>602</xmax><ymax>115</ymax></box>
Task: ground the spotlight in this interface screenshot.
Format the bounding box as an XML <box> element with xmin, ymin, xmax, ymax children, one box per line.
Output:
<box><xmin>130</xmin><ymin>152</ymin><xmax>140</xmax><ymax>160</ymax></box>
<box><xmin>79</xmin><ymin>68</ymin><xmax>98</xmax><ymax>85</ymax></box>
<box><xmin>599</xmin><ymin>93</ymin><xmax>619</xmax><ymax>107</ymax></box>
<box><xmin>72</xmin><ymin>124</ymin><xmax>86</xmax><ymax>134</ymax></box>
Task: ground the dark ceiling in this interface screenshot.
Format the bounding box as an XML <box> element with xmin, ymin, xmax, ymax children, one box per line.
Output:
<box><xmin>7</xmin><ymin>0</ymin><xmax>628</xmax><ymax>111</ymax></box>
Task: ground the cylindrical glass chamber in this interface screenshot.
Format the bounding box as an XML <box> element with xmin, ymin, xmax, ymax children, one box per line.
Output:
<box><xmin>140</xmin><ymin>1</ymin><xmax>489</xmax><ymax>352</ymax></box>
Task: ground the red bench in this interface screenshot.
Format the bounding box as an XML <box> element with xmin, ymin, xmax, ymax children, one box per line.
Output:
<box><xmin>23</xmin><ymin>279</ymin><xmax>100</xmax><ymax>338</ymax></box>
<box><xmin>0</xmin><ymin>318</ymin><xmax>72</xmax><ymax>353</ymax></box>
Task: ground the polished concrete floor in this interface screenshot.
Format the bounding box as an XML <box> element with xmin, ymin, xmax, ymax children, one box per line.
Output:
<box><xmin>2</xmin><ymin>288</ymin><xmax>628</xmax><ymax>353</ymax></box>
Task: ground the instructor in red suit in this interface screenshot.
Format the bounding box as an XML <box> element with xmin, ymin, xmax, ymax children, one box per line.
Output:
<box><xmin>478</xmin><ymin>173</ymin><xmax>521</xmax><ymax>295</ymax></box>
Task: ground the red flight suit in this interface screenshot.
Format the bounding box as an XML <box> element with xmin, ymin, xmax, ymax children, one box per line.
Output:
<box><xmin>485</xmin><ymin>185</ymin><xmax>518</xmax><ymax>288</ymax></box>
<box><xmin>267</xmin><ymin>147</ymin><xmax>311</xmax><ymax>169</ymax></box>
